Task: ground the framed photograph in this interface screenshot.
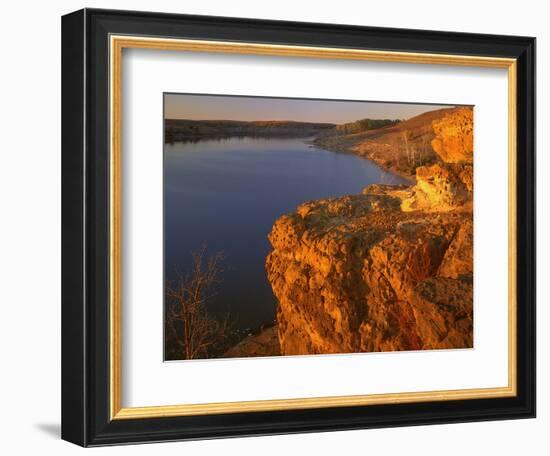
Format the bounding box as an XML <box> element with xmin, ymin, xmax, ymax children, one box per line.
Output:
<box><xmin>61</xmin><ymin>8</ymin><xmax>535</xmax><ymax>446</ymax></box>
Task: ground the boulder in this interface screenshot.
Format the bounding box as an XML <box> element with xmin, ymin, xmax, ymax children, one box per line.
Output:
<box><xmin>401</xmin><ymin>163</ymin><xmax>471</xmax><ymax>212</ymax></box>
<box><xmin>431</xmin><ymin>107</ymin><xmax>474</xmax><ymax>163</ymax></box>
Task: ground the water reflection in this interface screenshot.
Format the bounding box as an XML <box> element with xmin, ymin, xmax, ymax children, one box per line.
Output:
<box><xmin>164</xmin><ymin>137</ymin><xmax>408</xmax><ymax>332</ymax></box>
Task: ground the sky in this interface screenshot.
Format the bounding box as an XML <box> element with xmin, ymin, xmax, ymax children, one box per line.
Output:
<box><xmin>164</xmin><ymin>93</ymin><xmax>456</xmax><ymax>124</ymax></box>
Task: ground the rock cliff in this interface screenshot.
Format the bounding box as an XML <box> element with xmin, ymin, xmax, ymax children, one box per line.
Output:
<box><xmin>431</xmin><ymin>107</ymin><xmax>473</xmax><ymax>163</ymax></box>
<box><xmin>401</xmin><ymin>107</ymin><xmax>473</xmax><ymax>212</ymax></box>
<box><xmin>266</xmin><ymin>107</ymin><xmax>474</xmax><ymax>355</ymax></box>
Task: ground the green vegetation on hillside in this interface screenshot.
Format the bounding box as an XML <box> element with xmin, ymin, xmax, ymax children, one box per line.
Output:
<box><xmin>334</xmin><ymin>118</ymin><xmax>401</xmax><ymax>135</ymax></box>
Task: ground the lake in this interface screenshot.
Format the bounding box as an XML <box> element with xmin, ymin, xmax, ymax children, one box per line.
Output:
<box><xmin>164</xmin><ymin>137</ymin><xmax>408</xmax><ymax>332</ymax></box>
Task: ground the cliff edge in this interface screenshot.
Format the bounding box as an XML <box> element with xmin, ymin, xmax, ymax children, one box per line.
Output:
<box><xmin>266</xmin><ymin>107</ymin><xmax>474</xmax><ymax>355</ymax></box>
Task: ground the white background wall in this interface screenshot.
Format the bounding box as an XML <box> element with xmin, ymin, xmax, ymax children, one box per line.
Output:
<box><xmin>0</xmin><ymin>0</ymin><xmax>545</xmax><ymax>454</ymax></box>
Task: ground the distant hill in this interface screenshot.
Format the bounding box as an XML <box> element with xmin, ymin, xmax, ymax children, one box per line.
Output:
<box><xmin>313</xmin><ymin>107</ymin><xmax>463</xmax><ymax>178</ymax></box>
<box><xmin>333</xmin><ymin>118</ymin><xmax>401</xmax><ymax>135</ymax></box>
<box><xmin>165</xmin><ymin>119</ymin><xmax>335</xmax><ymax>142</ymax></box>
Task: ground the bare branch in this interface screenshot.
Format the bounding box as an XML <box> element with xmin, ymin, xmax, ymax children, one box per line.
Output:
<box><xmin>165</xmin><ymin>246</ymin><xmax>233</xmax><ymax>360</ymax></box>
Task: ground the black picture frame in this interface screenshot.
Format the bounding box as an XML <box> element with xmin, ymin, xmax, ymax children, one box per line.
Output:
<box><xmin>62</xmin><ymin>8</ymin><xmax>536</xmax><ymax>447</ymax></box>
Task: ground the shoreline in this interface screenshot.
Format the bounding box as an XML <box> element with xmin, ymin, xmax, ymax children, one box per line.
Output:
<box><xmin>308</xmin><ymin>139</ymin><xmax>416</xmax><ymax>185</ymax></box>
<box><xmin>167</xmin><ymin>133</ymin><xmax>417</xmax><ymax>185</ymax></box>
<box><xmin>165</xmin><ymin>133</ymin><xmax>321</xmax><ymax>143</ymax></box>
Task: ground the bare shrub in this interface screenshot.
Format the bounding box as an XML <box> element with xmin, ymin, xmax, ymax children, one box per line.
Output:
<box><xmin>165</xmin><ymin>246</ymin><xmax>233</xmax><ymax>360</ymax></box>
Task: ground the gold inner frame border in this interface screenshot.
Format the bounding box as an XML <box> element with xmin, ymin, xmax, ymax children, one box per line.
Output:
<box><xmin>109</xmin><ymin>35</ymin><xmax>517</xmax><ymax>420</ymax></box>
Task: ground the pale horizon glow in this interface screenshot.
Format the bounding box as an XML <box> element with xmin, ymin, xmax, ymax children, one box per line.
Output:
<box><xmin>164</xmin><ymin>93</ymin><xmax>457</xmax><ymax>124</ymax></box>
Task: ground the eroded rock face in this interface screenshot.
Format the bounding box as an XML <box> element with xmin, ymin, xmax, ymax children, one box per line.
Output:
<box><xmin>265</xmin><ymin>107</ymin><xmax>474</xmax><ymax>356</ymax></box>
<box><xmin>401</xmin><ymin>107</ymin><xmax>474</xmax><ymax>212</ymax></box>
<box><xmin>401</xmin><ymin>163</ymin><xmax>472</xmax><ymax>212</ymax></box>
<box><xmin>438</xmin><ymin>218</ymin><xmax>473</xmax><ymax>280</ymax></box>
<box><xmin>266</xmin><ymin>192</ymin><xmax>473</xmax><ymax>355</ymax></box>
<box><xmin>431</xmin><ymin>107</ymin><xmax>473</xmax><ymax>163</ymax></box>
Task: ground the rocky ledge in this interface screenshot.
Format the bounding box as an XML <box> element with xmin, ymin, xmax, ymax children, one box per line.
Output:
<box><xmin>224</xmin><ymin>325</ymin><xmax>280</xmax><ymax>358</ymax></box>
<box><xmin>266</xmin><ymin>107</ymin><xmax>474</xmax><ymax>355</ymax></box>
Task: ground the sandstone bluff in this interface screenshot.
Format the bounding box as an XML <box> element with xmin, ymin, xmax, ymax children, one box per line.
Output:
<box><xmin>266</xmin><ymin>107</ymin><xmax>474</xmax><ymax>355</ymax></box>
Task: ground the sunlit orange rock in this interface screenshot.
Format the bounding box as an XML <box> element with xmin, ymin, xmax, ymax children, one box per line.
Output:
<box><xmin>431</xmin><ymin>107</ymin><xmax>474</xmax><ymax>164</ymax></box>
<box><xmin>266</xmin><ymin>192</ymin><xmax>473</xmax><ymax>355</ymax></box>
<box><xmin>401</xmin><ymin>107</ymin><xmax>474</xmax><ymax>212</ymax></box>
<box><xmin>401</xmin><ymin>163</ymin><xmax>472</xmax><ymax>212</ymax></box>
<box><xmin>438</xmin><ymin>218</ymin><xmax>473</xmax><ymax>279</ymax></box>
<box><xmin>265</xmin><ymin>107</ymin><xmax>474</xmax><ymax>356</ymax></box>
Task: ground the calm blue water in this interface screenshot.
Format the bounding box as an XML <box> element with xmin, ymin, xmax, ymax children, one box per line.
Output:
<box><xmin>164</xmin><ymin>137</ymin><xmax>408</xmax><ymax>331</ymax></box>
